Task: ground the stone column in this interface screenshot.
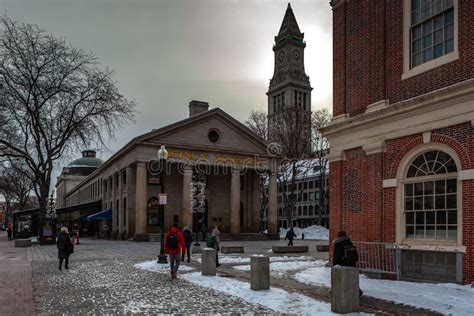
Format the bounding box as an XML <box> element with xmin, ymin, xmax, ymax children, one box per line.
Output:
<box><xmin>134</xmin><ymin>161</ymin><xmax>148</xmax><ymax>241</ymax></box>
<box><xmin>202</xmin><ymin>248</ymin><xmax>216</xmax><ymax>276</ymax></box>
<box><xmin>267</xmin><ymin>170</ymin><xmax>278</xmax><ymax>234</ymax></box>
<box><xmin>252</xmin><ymin>171</ymin><xmax>261</xmax><ymax>232</ymax></box>
<box><xmin>181</xmin><ymin>167</ymin><xmax>193</xmax><ymax>230</ymax></box>
<box><xmin>251</xmin><ymin>255</ymin><xmax>270</xmax><ymax>290</ymax></box>
<box><xmin>331</xmin><ymin>266</ymin><xmax>360</xmax><ymax>313</ymax></box>
<box><xmin>230</xmin><ymin>169</ymin><xmax>241</xmax><ymax>234</ymax></box>
<box><xmin>118</xmin><ymin>170</ymin><xmax>123</xmax><ymax>233</ymax></box>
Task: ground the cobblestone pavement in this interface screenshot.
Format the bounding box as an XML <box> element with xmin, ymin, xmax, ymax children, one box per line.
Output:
<box><xmin>31</xmin><ymin>238</ymin><xmax>324</xmax><ymax>315</ymax></box>
<box><xmin>32</xmin><ymin>258</ymin><xmax>273</xmax><ymax>315</ymax></box>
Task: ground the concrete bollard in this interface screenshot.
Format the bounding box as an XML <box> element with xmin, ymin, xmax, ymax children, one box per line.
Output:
<box><xmin>201</xmin><ymin>248</ymin><xmax>216</xmax><ymax>276</ymax></box>
<box><xmin>331</xmin><ymin>266</ymin><xmax>360</xmax><ymax>314</ymax></box>
<box><xmin>250</xmin><ymin>255</ymin><xmax>270</xmax><ymax>291</ymax></box>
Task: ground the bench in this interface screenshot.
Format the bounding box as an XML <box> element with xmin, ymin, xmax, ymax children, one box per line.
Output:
<box><xmin>15</xmin><ymin>239</ymin><xmax>32</xmax><ymax>248</ymax></box>
<box><xmin>272</xmin><ymin>246</ymin><xmax>308</xmax><ymax>253</ymax></box>
<box><xmin>316</xmin><ymin>244</ymin><xmax>330</xmax><ymax>252</ymax></box>
<box><xmin>221</xmin><ymin>246</ymin><xmax>244</xmax><ymax>254</ymax></box>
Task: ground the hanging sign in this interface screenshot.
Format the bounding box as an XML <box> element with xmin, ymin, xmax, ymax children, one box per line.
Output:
<box><xmin>159</xmin><ymin>193</ymin><xmax>167</xmax><ymax>205</ymax></box>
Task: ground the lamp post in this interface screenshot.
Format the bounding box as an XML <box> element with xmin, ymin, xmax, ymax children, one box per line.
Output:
<box><xmin>157</xmin><ymin>145</ymin><xmax>168</xmax><ymax>264</ymax></box>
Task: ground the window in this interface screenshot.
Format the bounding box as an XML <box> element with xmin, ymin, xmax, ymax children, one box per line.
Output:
<box><xmin>303</xmin><ymin>192</ymin><xmax>308</xmax><ymax>201</ymax></box>
<box><xmin>294</xmin><ymin>90</ymin><xmax>297</xmax><ymax>107</ymax></box>
<box><xmin>309</xmin><ymin>180</ymin><xmax>314</xmax><ymax>189</ymax></box>
<box><xmin>309</xmin><ymin>192</ymin><xmax>314</xmax><ymax>201</ymax></box>
<box><xmin>303</xmin><ymin>206</ymin><xmax>307</xmax><ymax>216</ymax></box>
<box><xmin>303</xmin><ymin>93</ymin><xmax>307</xmax><ymax>110</ymax></box>
<box><xmin>122</xmin><ymin>170</ymin><xmax>127</xmax><ymax>185</ymax></box>
<box><xmin>298</xmin><ymin>206</ymin><xmax>302</xmax><ymax>216</ymax></box>
<box><xmin>309</xmin><ymin>205</ymin><xmax>314</xmax><ymax>216</ymax></box>
<box><xmin>410</xmin><ymin>0</ymin><xmax>454</xmax><ymax>68</ymax></box>
<box><xmin>303</xmin><ymin>182</ymin><xmax>308</xmax><ymax>190</ymax></box>
<box><xmin>404</xmin><ymin>150</ymin><xmax>457</xmax><ymax>240</ymax></box>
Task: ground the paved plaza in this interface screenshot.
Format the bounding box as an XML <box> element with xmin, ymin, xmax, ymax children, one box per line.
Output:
<box><xmin>0</xmin><ymin>232</ymin><xmax>445</xmax><ymax>315</ymax></box>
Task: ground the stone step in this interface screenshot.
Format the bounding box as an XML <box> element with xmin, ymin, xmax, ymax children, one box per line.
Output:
<box><xmin>272</xmin><ymin>246</ymin><xmax>308</xmax><ymax>253</ymax></box>
<box><xmin>148</xmin><ymin>234</ymin><xmax>161</xmax><ymax>242</ymax></box>
<box><xmin>218</xmin><ymin>233</ymin><xmax>279</xmax><ymax>241</ymax></box>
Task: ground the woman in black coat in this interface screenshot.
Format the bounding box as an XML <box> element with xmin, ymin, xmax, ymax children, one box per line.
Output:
<box><xmin>57</xmin><ymin>227</ymin><xmax>73</xmax><ymax>270</ymax></box>
<box><xmin>332</xmin><ymin>230</ymin><xmax>356</xmax><ymax>267</ymax></box>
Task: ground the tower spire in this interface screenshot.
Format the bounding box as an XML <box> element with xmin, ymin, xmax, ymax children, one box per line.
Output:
<box><xmin>276</xmin><ymin>2</ymin><xmax>303</xmax><ymax>42</ymax></box>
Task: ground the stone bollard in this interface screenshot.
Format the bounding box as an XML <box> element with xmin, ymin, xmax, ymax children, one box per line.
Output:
<box><xmin>331</xmin><ymin>266</ymin><xmax>360</xmax><ymax>314</ymax></box>
<box><xmin>201</xmin><ymin>248</ymin><xmax>216</xmax><ymax>276</ymax></box>
<box><xmin>250</xmin><ymin>255</ymin><xmax>270</xmax><ymax>291</ymax></box>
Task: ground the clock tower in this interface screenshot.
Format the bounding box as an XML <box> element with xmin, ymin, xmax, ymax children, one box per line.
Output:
<box><xmin>267</xmin><ymin>3</ymin><xmax>312</xmax><ymax>146</ymax></box>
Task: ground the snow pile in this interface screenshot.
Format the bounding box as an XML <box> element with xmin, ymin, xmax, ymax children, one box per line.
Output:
<box><xmin>234</xmin><ymin>260</ymin><xmax>326</xmax><ymax>275</ymax></box>
<box><xmin>279</xmin><ymin>225</ymin><xmax>329</xmax><ymax>240</ymax></box>
<box><xmin>134</xmin><ymin>260</ymin><xmax>194</xmax><ymax>272</ymax></box>
<box><xmin>182</xmin><ymin>272</ymin><xmax>367</xmax><ymax>315</ymax></box>
<box><xmin>195</xmin><ymin>255</ymin><xmax>314</xmax><ymax>264</ymax></box>
<box><xmin>295</xmin><ymin>266</ymin><xmax>474</xmax><ymax>315</ymax></box>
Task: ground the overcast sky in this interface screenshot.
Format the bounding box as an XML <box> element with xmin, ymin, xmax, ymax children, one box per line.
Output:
<box><xmin>0</xmin><ymin>0</ymin><xmax>332</xmax><ymax>192</ymax></box>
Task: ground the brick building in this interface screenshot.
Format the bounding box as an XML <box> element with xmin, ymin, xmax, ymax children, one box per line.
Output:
<box><xmin>322</xmin><ymin>0</ymin><xmax>473</xmax><ymax>283</ymax></box>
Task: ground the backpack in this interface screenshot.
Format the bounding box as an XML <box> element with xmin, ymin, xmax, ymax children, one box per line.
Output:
<box><xmin>344</xmin><ymin>244</ymin><xmax>359</xmax><ymax>266</ymax></box>
<box><xmin>207</xmin><ymin>235</ymin><xmax>215</xmax><ymax>248</ymax></box>
<box><xmin>168</xmin><ymin>233</ymin><xmax>178</xmax><ymax>250</ymax></box>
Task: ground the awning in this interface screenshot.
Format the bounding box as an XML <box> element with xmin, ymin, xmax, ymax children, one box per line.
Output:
<box><xmin>86</xmin><ymin>209</ymin><xmax>112</xmax><ymax>222</ymax></box>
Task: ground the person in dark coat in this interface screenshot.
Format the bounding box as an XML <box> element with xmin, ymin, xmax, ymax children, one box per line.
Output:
<box><xmin>7</xmin><ymin>226</ymin><xmax>12</xmax><ymax>241</ymax></box>
<box><xmin>285</xmin><ymin>227</ymin><xmax>297</xmax><ymax>246</ymax></box>
<box><xmin>57</xmin><ymin>227</ymin><xmax>73</xmax><ymax>270</ymax></box>
<box><xmin>332</xmin><ymin>230</ymin><xmax>356</xmax><ymax>267</ymax></box>
<box><xmin>181</xmin><ymin>226</ymin><xmax>193</xmax><ymax>263</ymax></box>
<box><xmin>332</xmin><ymin>230</ymin><xmax>363</xmax><ymax>296</ymax></box>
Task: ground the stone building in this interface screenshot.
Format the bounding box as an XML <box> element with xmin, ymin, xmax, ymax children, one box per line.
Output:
<box><xmin>55</xmin><ymin>101</ymin><xmax>279</xmax><ymax>240</ymax></box>
<box><xmin>322</xmin><ymin>0</ymin><xmax>474</xmax><ymax>283</ymax></box>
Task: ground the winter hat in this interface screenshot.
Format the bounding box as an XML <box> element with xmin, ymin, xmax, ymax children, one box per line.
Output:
<box><xmin>60</xmin><ymin>227</ymin><xmax>69</xmax><ymax>233</ymax></box>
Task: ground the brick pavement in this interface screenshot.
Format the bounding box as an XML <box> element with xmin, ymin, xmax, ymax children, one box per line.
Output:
<box><xmin>0</xmin><ymin>231</ymin><xmax>36</xmax><ymax>316</ymax></box>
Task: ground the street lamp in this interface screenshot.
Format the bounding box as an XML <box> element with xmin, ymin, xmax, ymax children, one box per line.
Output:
<box><xmin>157</xmin><ymin>145</ymin><xmax>168</xmax><ymax>264</ymax></box>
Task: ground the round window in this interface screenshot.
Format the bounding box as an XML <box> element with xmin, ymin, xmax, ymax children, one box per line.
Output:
<box><xmin>208</xmin><ymin>129</ymin><xmax>220</xmax><ymax>143</ymax></box>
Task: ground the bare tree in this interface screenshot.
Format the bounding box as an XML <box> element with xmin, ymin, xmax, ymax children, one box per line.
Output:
<box><xmin>270</xmin><ymin>108</ymin><xmax>312</xmax><ymax>228</ymax></box>
<box><xmin>312</xmin><ymin>108</ymin><xmax>331</xmax><ymax>227</ymax></box>
<box><xmin>0</xmin><ymin>16</ymin><xmax>135</xmax><ymax>238</ymax></box>
<box><xmin>0</xmin><ymin>161</ymin><xmax>34</xmax><ymax>211</ymax></box>
<box><xmin>245</xmin><ymin>110</ymin><xmax>269</xmax><ymax>232</ymax></box>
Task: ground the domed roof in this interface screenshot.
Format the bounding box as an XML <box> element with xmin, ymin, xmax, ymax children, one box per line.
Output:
<box><xmin>68</xmin><ymin>150</ymin><xmax>103</xmax><ymax>167</ymax></box>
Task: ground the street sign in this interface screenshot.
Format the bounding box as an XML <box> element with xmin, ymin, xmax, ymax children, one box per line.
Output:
<box><xmin>159</xmin><ymin>193</ymin><xmax>167</xmax><ymax>205</ymax></box>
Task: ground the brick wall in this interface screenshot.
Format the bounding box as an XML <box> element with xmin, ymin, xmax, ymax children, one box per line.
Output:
<box><xmin>333</xmin><ymin>0</ymin><xmax>474</xmax><ymax>117</ymax></box>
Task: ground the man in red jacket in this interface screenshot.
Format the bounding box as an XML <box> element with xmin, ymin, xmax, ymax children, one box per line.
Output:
<box><xmin>164</xmin><ymin>223</ymin><xmax>186</xmax><ymax>279</ymax></box>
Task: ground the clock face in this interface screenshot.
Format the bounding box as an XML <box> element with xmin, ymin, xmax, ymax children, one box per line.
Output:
<box><xmin>278</xmin><ymin>51</ymin><xmax>285</xmax><ymax>63</ymax></box>
<box><xmin>293</xmin><ymin>49</ymin><xmax>300</xmax><ymax>60</ymax></box>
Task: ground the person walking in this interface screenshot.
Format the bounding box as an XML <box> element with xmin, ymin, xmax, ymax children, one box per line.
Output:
<box><xmin>208</xmin><ymin>225</ymin><xmax>221</xmax><ymax>267</ymax></box>
<box><xmin>57</xmin><ymin>227</ymin><xmax>73</xmax><ymax>270</ymax></box>
<box><xmin>285</xmin><ymin>227</ymin><xmax>296</xmax><ymax>246</ymax></box>
<box><xmin>7</xmin><ymin>226</ymin><xmax>12</xmax><ymax>241</ymax></box>
<box><xmin>164</xmin><ymin>224</ymin><xmax>186</xmax><ymax>279</ymax></box>
<box><xmin>182</xmin><ymin>226</ymin><xmax>193</xmax><ymax>263</ymax></box>
<box><xmin>332</xmin><ymin>230</ymin><xmax>362</xmax><ymax>296</ymax></box>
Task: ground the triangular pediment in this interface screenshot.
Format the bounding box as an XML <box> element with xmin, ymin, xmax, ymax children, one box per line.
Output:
<box><xmin>138</xmin><ymin>109</ymin><xmax>269</xmax><ymax>156</ymax></box>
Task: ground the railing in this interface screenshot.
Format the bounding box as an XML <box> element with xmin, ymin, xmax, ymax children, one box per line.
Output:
<box><xmin>352</xmin><ymin>241</ymin><xmax>401</xmax><ymax>280</ymax></box>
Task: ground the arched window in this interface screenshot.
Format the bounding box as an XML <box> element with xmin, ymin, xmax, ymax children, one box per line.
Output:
<box><xmin>404</xmin><ymin>150</ymin><xmax>458</xmax><ymax>240</ymax></box>
<box><xmin>303</xmin><ymin>206</ymin><xmax>308</xmax><ymax>216</ymax></box>
<box><xmin>309</xmin><ymin>205</ymin><xmax>314</xmax><ymax>216</ymax></box>
<box><xmin>298</xmin><ymin>206</ymin><xmax>302</xmax><ymax>216</ymax></box>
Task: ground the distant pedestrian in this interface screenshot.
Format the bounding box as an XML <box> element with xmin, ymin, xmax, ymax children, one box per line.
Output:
<box><xmin>182</xmin><ymin>226</ymin><xmax>193</xmax><ymax>263</ymax></box>
<box><xmin>164</xmin><ymin>224</ymin><xmax>186</xmax><ymax>279</ymax></box>
<box><xmin>208</xmin><ymin>225</ymin><xmax>221</xmax><ymax>267</ymax></box>
<box><xmin>7</xmin><ymin>226</ymin><xmax>12</xmax><ymax>241</ymax></box>
<box><xmin>332</xmin><ymin>230</ymin><xmax>362</xmax><ymax>296</ymax></box>
<box><xmin>285</xmin><ymin>227</ymin><xmax>296</xmax><ymax>246</ymax></box>
<box><xmin>57</xmin><ymin>227</ymin><xmax>74</xmax><ymax>270</ymax></box>
<box><xmin>302</xmin><ymin>232</ymin><xmax>305</xmax><ymax>240</ymax></box>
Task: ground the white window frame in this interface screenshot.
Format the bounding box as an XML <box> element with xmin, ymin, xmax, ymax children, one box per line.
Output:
<box><xmin>402</xmin><ymin>0</ymin><xmax>459</xmax><ymax>80</ymax></box>
<box><xmin>395</xmin><ymin>143</ymin><xmax>463</xmax><ymax>247</ymax></box>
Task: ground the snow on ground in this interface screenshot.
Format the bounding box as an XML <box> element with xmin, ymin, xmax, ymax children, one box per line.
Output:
<box><xmin>295</xmin><ymin>266</ymin><xmax>474</xmax><ymax>315</ymax></box>
<box><xmin>279</xmin><ymin>225</ymin><xmax>329</xmax><ymax>240</ymax></box>
<box><xmin>134</xmin><ymin>260</ymin><xmax>194</xmax><ymax>272</ymax></box>
<box><xmin>194</xmin><ymin>255</ymin><xmax>313</xmax><ymax>264</ymax></box>
<box><xmin>234</xmin><ymin>260</ymin><xmax>326</xmax><ymax>275</ymax></box>
<box><xmin>182</xmin><ymin>272</ymin><xmax>368</xmax><ymax>316</ymax></box>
